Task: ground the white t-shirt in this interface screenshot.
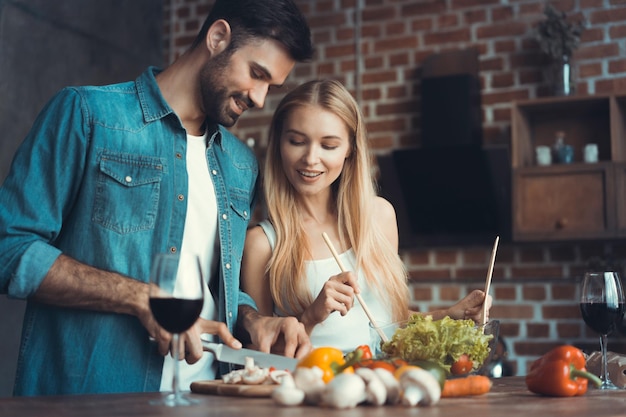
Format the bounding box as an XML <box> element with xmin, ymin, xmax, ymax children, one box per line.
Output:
<box><xmin>258</xmin><ymin>220</ymin><xmax>392</xmax><ymax>353</ymax></box>
<box><xmin>160</xmin><ymin>132</ymin><xmax>219</xmax><ymax>391</ymax></box>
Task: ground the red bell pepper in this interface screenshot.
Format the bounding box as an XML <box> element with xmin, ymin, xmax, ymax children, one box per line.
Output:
<box><xmin>525</xmin><ymin>345</ymin><xmax>602</xmax><ymax>397</ymax></box>
<box><xmin>344</xmin><ymin>344</ymin><xmax>372</xmax><ymax>366</ymax></box>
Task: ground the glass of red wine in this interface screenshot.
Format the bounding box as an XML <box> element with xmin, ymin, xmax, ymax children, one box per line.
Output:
<box><xmin>580</xmin><ymin>271</ymin><xmax>625</xmax><ymax>390</ymax></box>
<box><xmin>149</xmin><ymin>252</ymin><xmax>204</xmax><ymax>406</ymax></box>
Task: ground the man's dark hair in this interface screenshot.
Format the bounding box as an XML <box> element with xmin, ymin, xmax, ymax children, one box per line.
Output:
<box><xmin>192</xmin><ymin>0</ymin><xmax>314</xmax><ymax>62</ymax></box>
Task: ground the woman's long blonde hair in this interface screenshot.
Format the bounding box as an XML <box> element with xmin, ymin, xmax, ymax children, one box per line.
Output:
<box><xmin>263</xmin><ymin>79</ymin><xmax>409</xmax><ymax>322</ymax></box>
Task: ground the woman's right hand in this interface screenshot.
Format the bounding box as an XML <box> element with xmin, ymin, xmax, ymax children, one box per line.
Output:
<box><xmin>300</xmin><ymin>271</ymin><xmax>360</xmax><ymax>332</ymax></box>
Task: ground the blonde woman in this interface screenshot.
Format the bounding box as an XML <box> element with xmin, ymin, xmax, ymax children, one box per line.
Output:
<box><xmin>241</xmin><ymin>79</ymin><xmax>490</xmax><ymax>352</ymax></box>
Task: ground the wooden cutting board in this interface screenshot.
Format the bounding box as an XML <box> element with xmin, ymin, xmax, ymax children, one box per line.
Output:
<box><xmin>190</xmin><ymin>380</ymin><xmax>276</xmax><ymax>397</ymax></box>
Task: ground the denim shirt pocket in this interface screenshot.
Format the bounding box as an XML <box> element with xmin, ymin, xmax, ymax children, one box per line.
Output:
<box><xmin>229</xmin><ymin>188</ymin><xmax>252</xmax><ymax>220</ymax></box>
<box><xmin>93</xmin><ymin>152</ymin><xmax>164</xmax><ymax>234</ymax></box>
<box><xmin>227</xmin><ymin>188</ymin><xmax>252</xmax><ymax>258</ymax></box>
<box><xmin>229</xmin><ymin>193</ymin><xmax>251</xmax><ymax>220</ymax></box>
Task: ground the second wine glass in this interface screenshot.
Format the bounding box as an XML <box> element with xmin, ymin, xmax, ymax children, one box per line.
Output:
<box><xmin>579</xmin><ymin>271</ymin><xmax>625</xmax><ymax>390</ymax></box>
<box><xmin>149</xmin><ymin>252</ymin><xmax>205</xmax><ymax>406</ymax></box>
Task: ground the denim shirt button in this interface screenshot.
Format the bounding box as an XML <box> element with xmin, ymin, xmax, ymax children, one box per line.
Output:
<box><xmin>228</xmin><ymin>311</ymin><xmax>233</xmax><ymax>318</ymax></box>
<box><xmin>221</xmin><ymin>213</ymin><xmax>227</xmax><ymax>220</ymax></box>
<box><xmin>176</xmin><ymin>152</ymin><xmax>183</xmax><ymax>159</ymax></box>
<box><xmin>124</xmin><ymin>176</ymin><xmax>132</xmax><ymax>183</ymax></box>
<box><xmin>169</xmin><ymin>247</ymin><xmax>177</xmax><ymax>253</ymax></box>
<box><xmin>177</xmin><ymin>194</ymin><xmax>184</xmax><ymax>201</ymax></box>
<box><xmin>243</xmin><ymin>210</ymin><xmax>248</xmax><ymax>217</ymax></box>
<box><xmin>211</xmin><ymin>169</ymin><xmax>217</xmax><ymax>175</ymax></box>
<box><xmin>225</xmin><ymin>263</ymin><xmax>231</xmax><ymax>270</ymax></box>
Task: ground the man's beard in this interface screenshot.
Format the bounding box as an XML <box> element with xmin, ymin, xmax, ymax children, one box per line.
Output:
<box><xmin>199</xmin><ymin>52</ymin><xmax>253</xmax><ymax>127</ymax></box>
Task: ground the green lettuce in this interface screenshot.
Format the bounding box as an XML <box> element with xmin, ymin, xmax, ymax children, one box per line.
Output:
<box><xmin>380</xmin><ymin>314</ymin><xmax>493</xmax><ymax>373</ymax></box>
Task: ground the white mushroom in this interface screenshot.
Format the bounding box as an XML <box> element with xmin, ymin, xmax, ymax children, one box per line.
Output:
<box><xmin>320</xmin><ymin>373</ymin><xmax>367</xmax><ymax>409</ymax></box>
<box><xmin>271</xmin><ymin>373</ymin><xmax>305</xmax><ymax>407</ymax></box>
<box><xmin>221</xmin><ymin>369</ymin><xmax>243</xmax><ymax>384</ymax></box>
<box><xmin>398</xmin><ymin>368</ymin><xmax>441</xmax><ymax>407</ymax></box>
<box><xmin>355</xmin><ymin>367</ymin><xmax>387</xmax><ymax>406</ymax></box>
<box><xmin>241</xmin><ymin>356</ymin><xmax>269</xmax><ymax>385</ymax></box>
<box><xmin>373</xmin><ymin>368</ymin><xmax>402</xmax><ymax>405</ymax></box>
<box><xmin>268</xmin><ymin>369</ymin><xmax>291</xmax><ymax>385</ymax></box>
<box><xmin>292</xmin><ymin>366</ymin><xmax>326</xmax><ymax>404</ymax></box>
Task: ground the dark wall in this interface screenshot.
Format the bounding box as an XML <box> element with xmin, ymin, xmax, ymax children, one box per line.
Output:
<box><xmin>0</xmin><ymin>0</ymin><xmax>163</xmax><ymax>396</ymax></box>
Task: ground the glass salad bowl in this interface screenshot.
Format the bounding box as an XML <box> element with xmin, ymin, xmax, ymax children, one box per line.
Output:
<box><xmin>369</xmin><ymin>316</ymin><xmax>500</xmax><ymax>377</ymax></box>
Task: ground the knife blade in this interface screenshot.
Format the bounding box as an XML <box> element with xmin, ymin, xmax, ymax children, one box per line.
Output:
<box><xmin>201</xmin><ymin>338</ymin><xmax>299</xmax><ymax>372</ymax></box>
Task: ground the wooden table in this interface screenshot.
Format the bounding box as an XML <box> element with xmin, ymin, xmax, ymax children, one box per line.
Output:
<box><xmin>2</xmin><ymin>377</ymin><xmax>626</xmax><ymax>417</ymax></box>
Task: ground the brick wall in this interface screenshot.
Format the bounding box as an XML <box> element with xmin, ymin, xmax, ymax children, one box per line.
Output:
<box><xmin>163</xmin><ymin>0</ymin><xmax>626</xmax><ymax>375</ymax></box>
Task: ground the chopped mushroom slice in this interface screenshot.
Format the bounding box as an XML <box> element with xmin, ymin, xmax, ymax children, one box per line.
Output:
<box><xmin>221</xmin><ymin>357</ymin><xmax>271</xmax><ymax>385</ymax></box>
<box><xmin>241</xmin><ymin>357</ymin><xmax>269</xmax><ymax>385</ymax></box>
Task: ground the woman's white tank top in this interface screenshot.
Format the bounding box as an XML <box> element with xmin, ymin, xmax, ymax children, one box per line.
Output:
<box><xmin>258</xmin><ymin>220</ymin><xmax>391</xmax><ymax>353</ymax></box>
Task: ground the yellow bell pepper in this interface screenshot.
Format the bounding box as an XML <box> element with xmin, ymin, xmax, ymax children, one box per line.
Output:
<box><xmin>297</xmin><ymin>347</ymin><xmax>354</xmax><ymax>383</ymax></box>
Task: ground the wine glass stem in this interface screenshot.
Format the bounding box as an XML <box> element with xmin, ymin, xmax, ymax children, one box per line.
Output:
<box><xmin>600</xmin><ymin>333</ymin><xmax>611</xmax><ymax>385</ymax></box>
<box><xmin>172</xmin><ymin>333</ymin><xmax>181</xmax><ymax>400</ymax></box>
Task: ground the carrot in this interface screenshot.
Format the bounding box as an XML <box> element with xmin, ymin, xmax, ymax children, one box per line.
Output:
<box><xmin>441</xmin><ymin>375</ymin><xmax>492</xmax><ymax>397</ymax></box>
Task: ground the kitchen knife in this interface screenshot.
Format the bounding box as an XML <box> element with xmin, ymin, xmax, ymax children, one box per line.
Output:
<box><xmin>201</xmin><ymin>338</ymin><xmax>299</xmax><ymax>372</ymax></box>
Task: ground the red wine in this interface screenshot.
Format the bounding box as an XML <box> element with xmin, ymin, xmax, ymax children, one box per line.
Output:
<box><xmin>150</xmin><ymin>298</ymin><xmax>203</xmax><ymax>333</ymax></box>
<box><xmin>580</xmin><ymin>302</ymin><xmax>624</xmax><ymax>335</ymax></box>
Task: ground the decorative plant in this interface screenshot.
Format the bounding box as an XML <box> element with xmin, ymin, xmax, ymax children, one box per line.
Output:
<box><xmin>535</xmin><ymin>4</ymin><xmax>585</xmax><ymax>60</ymax></box>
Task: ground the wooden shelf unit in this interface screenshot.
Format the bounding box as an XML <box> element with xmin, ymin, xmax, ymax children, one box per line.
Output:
<box><xmin>511</xmin><ymin>94</ymin><xmax>626</xmax><ymax>242</ymax></box>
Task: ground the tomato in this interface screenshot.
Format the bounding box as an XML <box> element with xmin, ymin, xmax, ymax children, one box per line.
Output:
<box><xmin>450</xmin><ymin>354</ymin><xmax>473</xmax><ymax>375</ymax></box>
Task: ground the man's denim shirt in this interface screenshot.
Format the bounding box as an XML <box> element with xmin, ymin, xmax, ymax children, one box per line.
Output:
<box><xmin>0</xmin><ymin>67</ymin><xmax>258</xmax><ymax>395</ymax></box>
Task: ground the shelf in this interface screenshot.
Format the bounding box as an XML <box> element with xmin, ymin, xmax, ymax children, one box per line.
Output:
<box><xmin>512</xmin><ymin>95</ymin><xmax>612</xmax><ymax>168</ymax></box>
<box><xmin>510</xmin><ymin>94</ymin><xmax>626</xmax><ymax>242</ymax></box>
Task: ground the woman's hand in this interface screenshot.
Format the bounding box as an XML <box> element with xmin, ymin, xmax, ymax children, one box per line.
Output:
<box><xmin>300</xmin><ymin>271</ymin><xmax>360</xmax><ymax>332</ymax></box>
<box><xmin>427</xmin><ymin>289</ymin><xmax>492</xmax><ymax>324</ymax></box>
<box><xmin>447</xmin><ymin>289</ymin><xmax>492</xmax><ymax>323</ymax></box>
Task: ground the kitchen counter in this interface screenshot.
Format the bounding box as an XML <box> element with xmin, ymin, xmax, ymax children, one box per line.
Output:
<box><xmin>2</xmin><ymin>377</ymin><xmax>626</xmax><ymax>417</ymax></box>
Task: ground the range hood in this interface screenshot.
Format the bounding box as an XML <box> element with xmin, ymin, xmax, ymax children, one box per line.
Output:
<box><xmin>377</xmin><ymin>145</ymin><xmax>510</xmax><ymax>248</ymax></box>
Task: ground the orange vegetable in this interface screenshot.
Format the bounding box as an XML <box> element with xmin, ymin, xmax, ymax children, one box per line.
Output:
<box><xmin>358</xmin><ymin>359</ymin><xmax>402</xmax><ymax>373</ymax></box>
<box><xmin>441</xmin><ymin>375</ymin><xmax>492</xmax><ymax>397</ymax></box>
<box><xmin>297</xmin><ymin>347</ymin><xmax>354</xmax><ymax>383</ymax></box>
<box><xmin>450</xmin><ymin>354</ymin><xmax>473</xmax><ymax>375</ymax></box>
<box><xmin>390</xmin><ymin>358</ymin><xmax>408</xmax><ymax>369</ymax></box>
<box><xmin>393</xmin><ymin>364</ymin><xmax>423</xmax><ymax>380</ymax></box>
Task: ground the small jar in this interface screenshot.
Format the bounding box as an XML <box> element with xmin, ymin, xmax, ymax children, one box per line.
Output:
<box><xmin>536</xmin><ymin>146</ymin><xmax>552</xmax><ymax>166</ymax></box>
<box><xmin>584</xmin><ymin>143</ymin><xmax>598</xmax><ymax>163</ymax></box>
